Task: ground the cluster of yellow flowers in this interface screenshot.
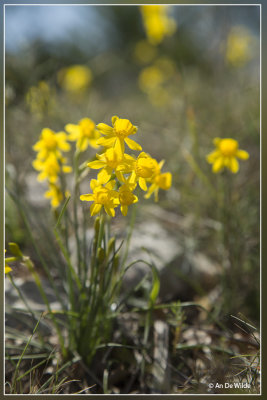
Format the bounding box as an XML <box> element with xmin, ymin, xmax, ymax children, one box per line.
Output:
<box><xmin>80</xmin><ymin>116</ymin><xmax>172</xmax><ymax>217</ymax></box>
<box><xmin>32</xmin><ymin>116</ymin><xmax>172</xmax><ymax>214</ymax></box>
<box><xmin>140</xmin><ymin>5</ymin><xmax>176</xmax><ymax>45</ymax></box>
<box><xmin>32</xmin><ymin>128</ymin><xmax>72</xmax><ymax>207</ymax></box>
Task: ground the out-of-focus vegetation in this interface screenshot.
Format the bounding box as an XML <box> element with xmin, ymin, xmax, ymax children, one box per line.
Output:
<box><xmin>5</xmin><ymin>5</ymin><xmax>260</xmax><ymax>394</ymax></box>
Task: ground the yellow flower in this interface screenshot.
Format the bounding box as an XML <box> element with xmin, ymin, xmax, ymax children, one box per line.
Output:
<box><xmin>57</xmin><ymin>65</ymin><xmax>92</xmax><ymax>93</ymax></box>
<box><xmin>33</xmin><ymin>153</ymin><xmax>72</xmax><ymax>183</ymax></box>
<box><xmin>134</xmin><ymin>40</ymin><xmax>157</xmax><ymax>65</ymax></box>
<box><xmin>145</xmin><ymin>160</ymin><xmax>172</xmax><ymax>201</ymax></box>
<box><xmin>140</xmin><ymin>5</ymin><xmax>176</xmax><ymax>45</ymax></box>
<box><xmin>129</xmin><ymin>152</ymin><xmax>158</xmax><ymax>191</ymax></box>
<box><xmin>97</xmin><ymin>116</ymin><xmax>142</xmax><ymax>158</ymax></box>
<box><xmin>118</xmin><ymin>183</ymin><xmax>138</xmax><ymax>216</ymax></box>
<box><xmin>80</xmin><ymin>179</ymin><xmax>119</xmax><ymax>217</ymax></box>
<box><xmin>225</xmin><ymin>26</ymin><xmax>253</xmax><ymax>67</ymax></box>
<box><xmin>5</xmin><ymin>250</ymin><xmax>12</xmax><ymax>274</ymax></box>
<box><xmin>33</xmin><ymin>128</ymin><xmax>71</xmax><ymax>160</ymax></box>
<box><xmin>44</xmin><ymin>183</ymin><xmax>68</xmax><ymax>208</ymax></box>
<box><xmin>65</xmin><ymin>118</ymin><xmax>101</xmax><ymax>151</ymax></box>
<box><xmin>206</xmin><ymin>138</ymin><xmax>249</xmax><ymax>174</ymax></box>
<box><xmin>87</xmin><ymin>147</ymin><xmax>134</xmax><ymax>184</ymax></box>
<box><xmin>138</xmin><ymin>65</ymin><xmax>165</xmax><ymax>94</ymax></box>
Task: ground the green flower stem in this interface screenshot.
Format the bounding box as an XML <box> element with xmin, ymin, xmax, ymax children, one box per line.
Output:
<box><xmin>58</xmin><ymin>166</ymin><xmax>70</xmax><ymax>253</ymax></box>
<box><xmin>121</xmin><ymin>203</ymin><xmax>137</xmax><ymax>269</ymax></box>
<box><xmin>73</xmin><ymin>149</ymin><xmax>82</xmax><ymax>276</ymax></box>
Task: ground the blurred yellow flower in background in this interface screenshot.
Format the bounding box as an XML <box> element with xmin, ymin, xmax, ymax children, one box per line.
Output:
<box><xmin>57</xmin><ymin>65</ymin><xmax>92</xmax><ymax>92</ymax></box>
<box><xmin>225</xmin><ymin>26</ymin><xmax>253</xmax><ymax>67</ymax></box>
<box><xmin>138</xmin><ymin>57</ymin><xmax>176</xmax><ymax>107</ymax></box>
<box><xmin>44</xmin><ymin>183</ymin><xmax>69</xmax><ymax>208</ymax></box>
<box><xmin>138</xmin><ymin>65</ymin><xmax>165</xmax><ymax>93</ymax></box>
<box><xmin>140</xmin><ymin>5</ymin><xmax>176</xmax><ymax>45</ymax></box>
<box><xmin>65</xmin><ymin>118</ymin><xmax>100</xmax><ymax>151</ymax></box>
<box><xmin>32</xmin><ymin>153</ymin><xmax>72</xmax><ymax>183</ymax></box>
<box><xmin>133</xmin><ymin>40</ymin><xmax>157</xmax><ymax>65</ymax></box>
<box><xmin>206</xmin><ymin>138</ymin><xmax>249</xmax><ymax>173</ymax></box>
<box><xmin>33</xmin><ymin>128</ymin><xmax>70</xmax><ymax>160</ymax></box>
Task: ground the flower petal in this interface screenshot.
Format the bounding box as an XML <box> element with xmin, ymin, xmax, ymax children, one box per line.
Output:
<box><xmin>98</xmin><ymin>168</ymin><xmax>112</xmax><ymax>184</ymax></box>
<box><xmin>88</xmin><ymin>138</ymin><xmax>100</xmax><ymax>149</ymax></box>
<box><xmin>65</xmin><ymin>124</ymin><xmax>80</xmax><ymax>137</ymax></box>
<box><xmin>111</xmin><ymin>115</ymin><xmax>119</xmax><ymax>126</ymax></box>
<box><xmin>97</xmin><ymin>136</ymin><xmax>116</xmax><ymax>147</ymax></box>
<box><xmin>90</xmin><ymin>179</ymin><xmax>99</xmax><ymax>190</ymax></box>
<box><xmin>96</xmin><ymin>123</ymin><xmax>113</xmax><ymax>134</ymax></box>
<box><xmin>104</xmin><ymin>205</ymin><xmax>115</xmax><ymax>217</ymax></box>
<box><xmin>125</xmin><ymin>137</ymin><xmax>142</xmax><ymax>151</ymax></box>
<box><xmin>62</xmin><ymin>165</ymin><xmax>72</xmax><ymax>173</ymax></box>
<box><xmin>80</xmin><ymin>194</ymin><xmax>94</xmax><ymax>201</ymax></box>
<box><xmin>139</xmin><ymin>177</ymin><xmax>147</xmax><ymax>191</ymax></box>
<box><xmin>90</xmin><ymin>203</ymin><xmax>102</xmax><ymax>216</ymax></box>
<box><xmin>120</xmin><ymin>205</ymin><xmax>128</xmax><ymax>216</ymax></box>
<box><xmin>114</xmin><ymin>138</ymin><xmax>124</xmax><ymax>159</ymax></box>
<box><xmin>212</xmin><ymin>157</ymin><xmax>224</xmax><ymax>173</ymax></box>
<box><xmin>237</xmin><ymin>149</ymin><xmax>249</xmax><ymax>160</ymax></box>
<box><xmin>87</xmin><ymin>160</ymin><xmax>106</xmax><ymax>169</ymax></box>
<box><xmin>206</xmin><ymin>150</ymin><xmax>220</xmax><ymax>163</ymax></box>
<box><xmin>229</xmin><ymin>157</ymin><xmax>239</xmax><ymax>173</ymax></box>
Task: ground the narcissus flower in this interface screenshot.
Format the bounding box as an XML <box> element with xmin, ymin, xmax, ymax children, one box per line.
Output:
<box><xmin>65</xmin><ymin>118</ymin><xmax>101</xmax><ymax>151</ymax></box>
<box><xmin>87</xmin><ymin>147</ymin><xmax>134</xmax><ymax>184</ymax></box>
<box><xmin>44</xmin><ymin>183</ymin><xmax>70</xmax><ymax>208</ymax></box>
<box><xmin>145</xmin><ymin>159</ymin><xmax>172</xmax><ymax>201</ymax></box>
<box><xmin>140</xmin><ymin>5</ymin><xmax>176</xmax><ymax>45</ymax></box>
<box><xmin>129</xmin><ymin>152</ymin><xmax>158</xmax><ymax>191</ymax></box>
<box><xmin>57</xmin><ymin>65</ymin><xmax>92</xmax><ymax>93</ymax></box>
<box><xmin>138</xmin><ymin>66</ymin><xmax>165</xmax><ymax>94</ymax></box>
<box><xmin>32</xmin><ymin>153</ymin><xmax>72</xmax><ymax>183</ymax></box>
<box><xmin>206</xmin><ymin>138</ymin><xmax>249</xmax><ymax>173</ymax></box>
<box><xmin>119</xmin><ymin>183</ymin><xmax>138</xmax><ymax>216</ymax></box>
<box><xmin>225</xmin><ymin>26</ymin><xmax>253</xmax><ymax>67</ymax></box>
<box><xmin>97</xmin><ymin>116</ymin><xmax>142</xmax><ymax>158</ymax></box>
<box><xmin>33</xmin><ymin>128</ymin><xmax>70</xmax><ymax>160</ymax></box>
<box><xmin>80</xmin><ymin>179</ymin><xmax>119</xmax><ymax>217</ymax></box>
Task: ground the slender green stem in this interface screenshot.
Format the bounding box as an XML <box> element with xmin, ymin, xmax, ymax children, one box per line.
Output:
<box><xmin>73</xmin><ymin>150</ymin><xmax>82</xmax><ymax>276</ymax></box>
<box><xmin>121</xmin><ymin>203</ymin><xmax>137</xmax><ymax>268</ymax></box>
